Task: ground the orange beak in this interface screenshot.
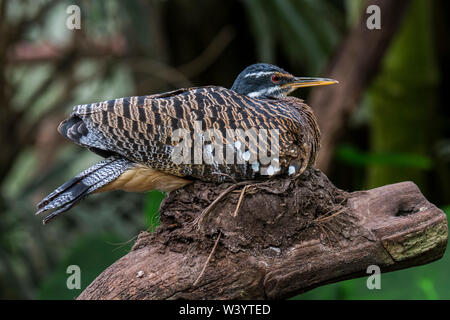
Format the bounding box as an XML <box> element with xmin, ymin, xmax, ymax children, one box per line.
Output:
<box><xmin>283</xmin><ymin>77</ymin><xmax>339</xmax><ymax>89</ymax></box>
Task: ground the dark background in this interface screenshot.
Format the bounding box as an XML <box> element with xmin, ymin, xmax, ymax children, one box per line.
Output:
<box><xmin>0</xmin><ymin>0</ymin><xmax>449</xmax><ymax>299</ymax></box>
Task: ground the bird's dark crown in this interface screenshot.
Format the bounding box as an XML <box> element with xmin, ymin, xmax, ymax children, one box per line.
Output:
<box><xmin>231</xmin><ymin>63</ymin><xmax>294</xmax><ymax>99</ymax></box>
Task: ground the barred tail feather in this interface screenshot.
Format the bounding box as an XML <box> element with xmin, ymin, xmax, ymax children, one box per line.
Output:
<box><xmin>36</xmin><ymin>157</ymin><xmax>133</xmax><ymax>224</ymax></box>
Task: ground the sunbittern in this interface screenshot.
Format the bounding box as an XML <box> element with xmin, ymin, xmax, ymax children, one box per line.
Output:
<box><xmin>36</xmin><ymin>63</ymin><xmax>337</xmax><ymax>224</ymax></box>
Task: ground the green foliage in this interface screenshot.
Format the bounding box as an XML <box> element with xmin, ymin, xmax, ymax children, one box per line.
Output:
<box><xmin>442</xmin><ymin>206</ymin><xmax>450</xmax><ymax>217</ymax></box>
<box><xmin>336</xmin><ymin>144</ymin><xmax>433</xmax><ymax>169</ymax></box>
<box><xmin>144</xmin><ymin>190</ymin><xmax>165</xmax><ymax>232</ymax></box>
<box><xmin>243</xmin><ymin>0</ymin><xmax>344</xmax><ymax>73</ymax></box>
<box><xmin>38</xmin><ymin>233</ymin><xmax>131</xmax><ymax>300</ymax></box>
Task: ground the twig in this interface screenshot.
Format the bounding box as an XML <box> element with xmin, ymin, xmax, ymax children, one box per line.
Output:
<box><xmin>212</xmin><ymin>172</ymin><xmax>238</xmax><ymax>184</ymax></box>
<box><xmin>192</xmin><ymin>181</ymin><xmax>256</xmax><ymax>228</ymax></box>
<box><xmin>314</xmin><ymin>207</ymin><xmax>346</xmax><ymax>223</ymax></box>
<box><xmin>232</xmin><ymin>185</ymin><xmax>251</xmax><ymax>217</ymax></box>
<box><xmin>193</xmin><ymin>231</ymin><xmax>222</xmax><ymax>286</ymax></box>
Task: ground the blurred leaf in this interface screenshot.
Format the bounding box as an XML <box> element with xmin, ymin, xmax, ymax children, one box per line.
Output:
<box><xmin>144</xmin><ymin>190</ymin><xmax>165</xmax><ymax>232</ymax></box>
<box><xmin>292</xmin><ymin>0</ymin><xmax>342</xmax><ymax>54</ymax></box>
<box><xmin>243</xmin><ymin>0</ymin><xmax>276</xmax><ymax>62</ymax></box>
<box><xmin>243</xmin><ymin>0</ymin><xmax>344</xmax><ymax>73</ymax></box>
<box><xmin>336</xmin><ymin>144</ymin><xmax>432</xmax><ymax>169</ymax></box>
<box><xmin>272</xmin><ymin>0</ymin><xmax>325</xmax><ymax>70</ymax></box>
<box><xmin>441</xmin><ymin>206</ymin><xmax>450</xmax><ymax>217</ymax></box>
<box><xmin>38</xmin><ymin>233</ymin><xmax>130</xmax><ymax>300</ymax></box>
<box><xmin>418</xmin><ymin>278</ymin><xmax>439</xmax><ymax>300</ymax></box>
<box><xmin>2</xmin><ymin>148</ymin><xmax>37</xmax><ymax>198</ymax></box>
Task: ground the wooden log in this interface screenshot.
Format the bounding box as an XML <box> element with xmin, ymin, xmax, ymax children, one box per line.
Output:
<box><xmin>78</xmin><ymin>169</ymin><xmax>447</xmax><ymax>300</ymax></box>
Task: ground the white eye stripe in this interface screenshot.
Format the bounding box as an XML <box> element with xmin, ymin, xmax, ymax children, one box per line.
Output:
<box><xmin>243</xmin><ymin>71</ymin><xmax>273</xmax><ymax>78</ymax></box>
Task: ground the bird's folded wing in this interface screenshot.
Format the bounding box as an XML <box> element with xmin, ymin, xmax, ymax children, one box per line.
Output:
<box><xmin>68</xmin><ymin>86</ymin><xmax>303</xmax><ymax>181</ymax></box>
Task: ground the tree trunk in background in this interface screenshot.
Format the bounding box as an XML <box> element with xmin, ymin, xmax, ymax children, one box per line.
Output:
<box><xmin>367</xmin><ymin>0</ymin><xmax>439</xmax><ymax>192</ymax></box>
<box><xmin>309</xmin><ymin>0</ymin><xmax>411</xmax><ymax>173</ymax></box>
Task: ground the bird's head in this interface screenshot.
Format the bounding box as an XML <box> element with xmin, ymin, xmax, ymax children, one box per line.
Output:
<box><xmin>231</xmin><ymin>63</ymin><xmax>338</xmax><ymax>99</ymax></box>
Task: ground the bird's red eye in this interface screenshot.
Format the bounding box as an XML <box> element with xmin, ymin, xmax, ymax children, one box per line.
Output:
<box><xmin>271</xmin><ymin>75</ymin><xmax>280</xmax><ymax>83</ymax></box>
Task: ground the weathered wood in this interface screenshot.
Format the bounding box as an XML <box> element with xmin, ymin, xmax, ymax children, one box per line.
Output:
<box><xmin>78</xmin><ymin>169</ymin><xmax>447</xmax><ymax>300</ymax></box>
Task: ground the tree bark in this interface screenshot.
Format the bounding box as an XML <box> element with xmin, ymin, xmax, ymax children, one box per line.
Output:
<box><xmin>78</xmin><ymin>169</ymin><xmax>447</xmax><ymax>300</ymax></box>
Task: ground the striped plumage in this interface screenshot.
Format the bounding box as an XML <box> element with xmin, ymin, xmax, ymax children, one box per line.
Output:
<box><xmin>36</xmin><ymin>63</ymin><xmax>337</xmax><ymax>224</ymax></box>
